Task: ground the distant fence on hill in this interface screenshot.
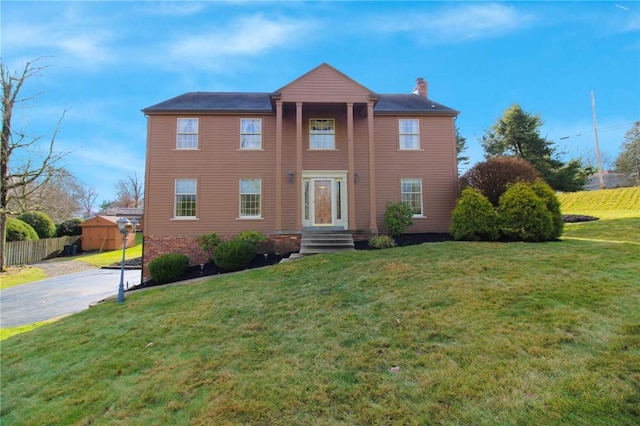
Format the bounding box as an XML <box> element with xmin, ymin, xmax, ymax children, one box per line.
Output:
<box><xmin>5</xmin><ymin>236</ymin><xmax>82</xmax><ymax>266</ymax></box>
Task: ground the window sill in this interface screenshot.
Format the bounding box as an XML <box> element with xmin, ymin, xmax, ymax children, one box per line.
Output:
<box><xmin>307</xmin><ymin>148</ymin><xmax>339</xmax><ymax>152</ymax></box>
<box><xmin>412</xmin><ymin>215</ymin><xmax>426</xmax><ymax>219</ymax></box>
<box><xmin>171</xmin><ymin>217</ymin><xmax>199</xmax><ymax>221</ymax></box>
<box><xmin>236</xmin><ymin>217</ymin><xmax>264</xmax><ymax>221</ymax></box>
<box><xmin>173</xmin><ymin>148</ymin><xmax>200</xmax><ymax>151</ymax></box>
<box><xmin>237</xmin><ymin>148</ymin><xmax>264</xmax><ymax>151</ymax></box>
<box><xmin>397</xmin><ymin>148</ymin><xmax>424</xmax><ymax>152</ymax></box>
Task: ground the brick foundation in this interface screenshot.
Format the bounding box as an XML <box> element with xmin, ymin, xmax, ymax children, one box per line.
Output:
<box><xmin>143</xmin><ymin>233</ymin><xmax>302</xmax><ymax>281</ymax></box>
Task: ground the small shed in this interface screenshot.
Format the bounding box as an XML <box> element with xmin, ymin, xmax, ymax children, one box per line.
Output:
<box><xmin>80</xmin><ymin>215</ymin><xmax>137</xmax><ymax>251</ymax></box>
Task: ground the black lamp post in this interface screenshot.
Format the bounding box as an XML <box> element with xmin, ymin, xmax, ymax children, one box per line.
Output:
<box><xmin>116</xmin><ymin>217</ymin><xmax>138</xmax><ymax>303</ymax></box>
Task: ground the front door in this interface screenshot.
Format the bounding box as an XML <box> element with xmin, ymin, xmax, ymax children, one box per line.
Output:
<box><xmin>302</xmin><ymin>172</ymin><xmax>348</xmax><ymax>229</ymax></box>
<box><xmin>314</xmin><ymin>179</ymin><xmax>332</xmax><ymax>225</ymax></box>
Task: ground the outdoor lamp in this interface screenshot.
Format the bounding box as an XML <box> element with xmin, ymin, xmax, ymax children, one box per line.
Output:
<box><xmin>116</xmin><ymin>217</ymin><xmax>131</xmax><ymax>304</ymax></box>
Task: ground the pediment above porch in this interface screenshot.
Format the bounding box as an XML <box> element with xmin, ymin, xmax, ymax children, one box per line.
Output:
<box><xmin>274</xmin><ymin>63</ymin><xmax>375</xmax><ymax>104</ymax></box>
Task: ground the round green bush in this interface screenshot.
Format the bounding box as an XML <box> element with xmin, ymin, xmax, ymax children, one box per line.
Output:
<box><xmin>56</xmin><ymin>218</ymin><xmax>84</xmax><ymax>237</ymax></box>
<box><xmin>498</xmin><ymin>182</ymin><xmax>554</xmax><ymax>242</ymax></box>
<box><xmin>368</xmin><ymin>234</ymin><xmax>397</xmax><ymax>249</ymax></box>
<box><xmin>18</xmin><ymin>211</ymin><xmax>56</xmax><ymax>239</ymax></box>
<box><xmin>383</xmin><ymin>202</ymin><xmax>414</xmax><ymax>237</ymax></box>
<box><xmin>6</xmin><ymin>217</ymin><xmax>39</xmax><ymax>241</ymax></box>
<box><xmin>148</xmin><ymin>253</ymin><xmax>190</xmax><ymax>284</ymax></box>
<box><xmin>531</xmin><ymin>179</ymin><xmax>564</xmax><ymax>240</ymax></box>
<box><xmin>213</xmin><ymin>239</ymin><xmax>257</xmax><ymax>272</ymax></box>
<box><xmin>450</xmin><ymin>188</ymin><xmax>500</xmax><ymax>241</ymax></box>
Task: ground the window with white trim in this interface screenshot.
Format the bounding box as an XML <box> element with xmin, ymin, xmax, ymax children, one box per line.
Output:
<box><xmin>240</xmin><ymin>178</ymin><xmax>261</xmax><ymax>218</ymax></box>
<box><xmin>401</xmin><ymin>178</ymin><xmax>423</xmax><ymax>216</ymax></box>
<box><xmin>175</xmin><ymin>179</ymin><xmax>197</xmax><ymax>218</ymax></box>
<box><xmin>240</xmin><ymin>118</ymin><xmax>262</xmax><ymax>149</ymax></box>
<box><xmin>310</xmin><ymin>119</ymin><xmax>335</xmax><ymax>149</ymax></box>
<box><xmin>399</xmin><ymin>119</ymin><xmax>420</xmax><ymax>149</ymax></box>
<box><xmin>177</xmin><ymin>118</ymin><xmax>198</xmax><ymax>149</ymax></box>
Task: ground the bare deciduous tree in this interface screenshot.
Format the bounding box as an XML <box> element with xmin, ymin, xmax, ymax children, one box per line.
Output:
<box><xmin>114</xmin><ymin>172</ymin><xmax>144</xmax><ymax>208</ymax></box>
<box><xmin>77</xmin><ymin>182</ymin><xmax>99</xmax><ymax>219</ymax></box>
<box><xmin>1</xmin><ymin>58</ymin><xmax>67</xmax><ymax>271</ymax></box>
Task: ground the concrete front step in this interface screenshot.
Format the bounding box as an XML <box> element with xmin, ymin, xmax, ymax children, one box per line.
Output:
<box><xmin>299</xmin><ymin>232</ymin><xmax>355</xmax><ymax>255</ymax></box>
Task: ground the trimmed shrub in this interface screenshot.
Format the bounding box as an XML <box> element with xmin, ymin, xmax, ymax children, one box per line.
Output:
<box><xmin>531</xmin><ymin>179</ymin><xmax>564</xmax><ymax>240</ymax></box>
<box><xmin>368</xmin><ymin>234</ymin><xmax>397</xmax><ymax>249</ymax></box>
<box><xmin>18</xmin><ymin>211</ymin><xmax>56</xmax><ymax>239</ymax></box>
<box><xmin>6</xmin><ymin>217</ymin><xmax>40</xmax><ymax>242</ymax></box>
<box><xmin>383</xmin><ymin>202</ymin><xmax>414</xmax><ymax>237</ymax></box>
<box><xmin>450</xmin><ymin>188</ymin><xmax>500</xmax><ymax>241</ymax></box>
<box><xmin>56</xmin><ymin>218</ymin><xmax>84</xmax><ymax>237</ymax></box>
<box><xmin>459</xmin><ymin>157</ymin><xmax>539</xmax><ymax>206</ymax></box>
<box><xmin>236</xmin><ymin>230</ymin><xmax>268</xmax><ymax>253</ymax></box>
<box><xmin>196</xmin><ymin>232</ymin><xmax>222</xmax><ymax>262</ymax></box>
<box><xmin>213</xmin><ymin>239</ymin><xmax>257</xmax><ymax>272</ymax></box>
<box><xmin>498</xmin><ymin>182</ymin><xmax>554</xmax><ymax>242</ymax></box>
<box><xmin>148</xmin><ymin>253</ymin><xmax>190</xmax><ymax>284</ymax></box>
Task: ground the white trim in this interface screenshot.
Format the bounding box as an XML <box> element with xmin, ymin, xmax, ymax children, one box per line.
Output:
<box><xmin>398</xmin><ymin>118</ymin><xmax>420</xmax><ymax>150</ymax></box>
<box><xmin>301</xmin><ymin>170</ymin><xmax>349</xmax><ymax>229</ymax></box>
<box><xmin>239</xmin><ymin>178</ymin><xmax>262</xmax><ymax>219</ymax></box>
<box><xmin>309</xmin><ymin>118</ymin><xmax>336</xmax><ymax>150</ymax></box>
<box><xmin>240</xmin><ymin>118</ymin><xmax>262</xmax><ymax>150</ymax></box>
<box><xmin>174</xmin><ymin>178</ymin><xmax>197</xmax><ymax>218</ymax></box>
<box><xmin>401</xmin><ymin>177</ymin><xmax>423</xmax><ymax>217</ymax></box>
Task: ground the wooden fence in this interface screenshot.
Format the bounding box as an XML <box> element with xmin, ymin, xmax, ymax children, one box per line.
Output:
<box><xmin>5</xmin><ymin>236</ymin><xmax>82</xmax><ymax>266</ymax></box>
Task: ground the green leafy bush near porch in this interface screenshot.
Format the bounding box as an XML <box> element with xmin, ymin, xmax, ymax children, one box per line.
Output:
<box><xmin>235</xmin><ymin>231</ymin><xmax>268</xmax><ymax>253</ymax></box>
<box><xmin>148</xmin><ymin>253</ymin><xmax>190</xmax><ymax>284</ymax></box>
<box><xmin>383</xmin><ymin>202</ymin><xmax>414</xmax><ymax>237</ymax></box>
<box><xmin>196</xmin><ymin>232</ymin><xmax>222</xmax><ymax>262</ymax></box>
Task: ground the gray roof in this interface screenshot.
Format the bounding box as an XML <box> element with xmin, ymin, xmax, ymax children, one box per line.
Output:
<box><xmin>374</xmin><ymin>94</ymin><xmax>457</xmax><ymax>114</ymax></box>
<box><xmin>143</xmin><ymin>92</ymin><xmax>273</xmax><ymax>113</ymax></box>
<box><xmin>143</xmin><ymin>92</ymin><xmax>457</xmax><ymax>115</ymax></box>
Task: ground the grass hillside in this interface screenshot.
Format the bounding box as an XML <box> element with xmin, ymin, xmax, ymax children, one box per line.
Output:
<box><xmin>1</xmin><ymin>215</ymin><xmax>639</xmax><ymax>424</ymax></box>
<box><xmin>557</xmin><ymin>186</ymin><xmax>639</xmax><ymax>218</ymax></box>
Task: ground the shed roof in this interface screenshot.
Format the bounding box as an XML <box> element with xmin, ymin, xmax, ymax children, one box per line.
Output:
<box><xmin>80</xmin><ymin>215</ymin><xmax>120</xmax><ymax>227</ymax></box>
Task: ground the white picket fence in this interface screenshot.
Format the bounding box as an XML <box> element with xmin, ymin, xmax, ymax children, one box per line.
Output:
<box><xmin>5</xmin><ymin>236</ymin><xmax>82</xmax><ymax>266</ymax></box>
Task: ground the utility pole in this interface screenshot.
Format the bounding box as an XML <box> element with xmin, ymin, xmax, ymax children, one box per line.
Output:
<box><xmin>590</xmin><ymin>90</ymin><xmax>605</xmax><ymax>189</ymax></box>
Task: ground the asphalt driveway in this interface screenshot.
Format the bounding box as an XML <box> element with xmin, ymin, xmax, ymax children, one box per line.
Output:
<box><xmin>1</xmin><ymin>268</ymin><xmax>141</xmax><ymax>328</ymax></box>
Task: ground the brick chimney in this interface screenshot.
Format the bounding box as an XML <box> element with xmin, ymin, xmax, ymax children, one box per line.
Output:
<box><xmin>414</xmin><ymin>77</ymin><xmax>428</xmax><ymax>98</ymax></box>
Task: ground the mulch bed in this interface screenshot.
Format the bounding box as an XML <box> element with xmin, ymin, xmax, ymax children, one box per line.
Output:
<box><xmin>127</xmin><ymin>233</ymin><xmax>452</xmax><ymax>291</ymax></box>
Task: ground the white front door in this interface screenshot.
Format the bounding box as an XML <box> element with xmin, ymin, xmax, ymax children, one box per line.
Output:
<box><xmin>302</xmin><ymin>171</ymin><xmax>348</xmax><ymax>229</ymax></box>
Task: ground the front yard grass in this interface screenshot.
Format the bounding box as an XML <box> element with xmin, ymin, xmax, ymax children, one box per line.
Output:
<box><xmin>1</xmin><ymin>218</ymin><xmax>638</xmax><ymax>425</ymax></box>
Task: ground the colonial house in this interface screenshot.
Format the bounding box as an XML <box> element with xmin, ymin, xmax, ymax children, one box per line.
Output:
<box><xmin>141</xmin><ymin>63</ymin><xmax>459</xmax><ymax>277</ymax></box>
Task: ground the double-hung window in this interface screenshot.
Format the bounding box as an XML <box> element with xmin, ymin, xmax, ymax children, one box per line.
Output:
<box><xmin>310</xmin><ymin>119</ymin><xmax>335</xmax><ymax>149</ymax></box>
<box><xmin>175</xmin><ymin>179</ymin><xmax>197</xmax><ymax>218</ymax></box>
<box><xmin>239</xmin><ymin>178</ymin><xmax>261</xmax><ymax>218</ymax></box>
<box><xmin>240</xmin><ymin>118</ymin><xmax>262</xmax><ymax>149</ymax></box>
<box><xmin>399</xmin><ymin>119</ymin><xmax>420</xmax><ymax>149</ymax></box>
<box><xmin>401</xmin><ymin>178</ymin><xmax>423</xmax><ymax>217</ymax></box>
<box><xmin>177</xmin><ymin>118</ymin><xmax>198</xmax><ymax>149</ymax></box>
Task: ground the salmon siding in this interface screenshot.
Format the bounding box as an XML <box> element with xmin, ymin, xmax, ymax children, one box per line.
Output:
<box><xmin>142</xmin><ymin>64</ymin><xmax>459</xmax><ymax>275</ymax></box>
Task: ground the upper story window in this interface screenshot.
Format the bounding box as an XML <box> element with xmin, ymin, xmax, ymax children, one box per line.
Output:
<box><xmin>310</xmin><ymin>119</ymin><xmax>335</xmax><ymax>150</ymax></box>
<box><xmin>175</xmin><ymin>179</ymin><xmax>197</xmax><ymax>218</ymax></box>
<box><xmin>177</xmin><ymin>118</ymin><xmax>198</xmax><ymax>149</ymax></box>
<box><xmin>399</xmin><ymin>119</ymin><xmax>420</xmax><ymax>150</ymax></box>
<box><xmin>239</xmin><ymin>178</ymin><xmax>262</xmax><ymax>218</ymax></box>
<box><xmin>240</xmin><ymin>118</ymin><xmax>262</xmax><ymax>149</ymax></box>
<box><xmin>401</xmin><ymin>178</ymin><xmax>423</xmax><ymax>217</ymax></box>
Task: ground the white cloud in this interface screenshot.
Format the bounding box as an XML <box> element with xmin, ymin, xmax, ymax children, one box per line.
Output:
<box><xmin>138</xmin><ymin>1</ymin><xmax>207</xmax><ymax>16</ymax></box>
<box><xmin>157</xmin><ymin>14</ymin><xmax>317</xmax><ymax>71</ymax></box>
<box><xmin>377</xmin><ymin>3</ymin><xmax>535</xmax><ymax>43</ymax></box>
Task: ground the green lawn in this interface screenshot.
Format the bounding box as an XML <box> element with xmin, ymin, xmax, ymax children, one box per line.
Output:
<box><xmin>557</xmin><ymin>186</ymin><xmax>639</xmax><ymax>219</ymax></box>
<box><xmin>1</xmin><ymin>217</ymin><xmax>638</xmax><ymax>424</ymax></box>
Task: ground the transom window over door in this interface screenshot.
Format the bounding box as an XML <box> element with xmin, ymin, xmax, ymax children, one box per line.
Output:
<box><xmin>240</xmin><ymin>178</ymin><xmax>261</xmax><ymax>218</ymax></box>
<box><xmin>175</xmin><ymin>179</ymin><xmax>197</xmax><ymax>218</ymax></box>
<box><xmin>177</xmin><ymin>118</ymin><xmax>198</xmax><ymax>149</ymax></box>
<box><xmin>240</xmin><ymin>118</ymin><xmax>262</xmax><ymax>149</ymax></box>
<box><xmin>399</xmin><ymin>119</ymin><xmax>420</xmax><ymax>149</ymax></box>
<box><xmin>401</xmin><ymin>178</ymin><xmax>423</xmax><ymax>217</ymax></box>
<box><xmin>310</xmin><ymin>119</ymin><xmax>335</xmax><ymax>149</ymax></box>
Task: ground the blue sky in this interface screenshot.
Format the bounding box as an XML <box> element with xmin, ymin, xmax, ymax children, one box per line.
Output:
<box><xmin>2</xmin><ymin>1</ymin><xmax>639</xmax><ymax>206</ymax></box>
